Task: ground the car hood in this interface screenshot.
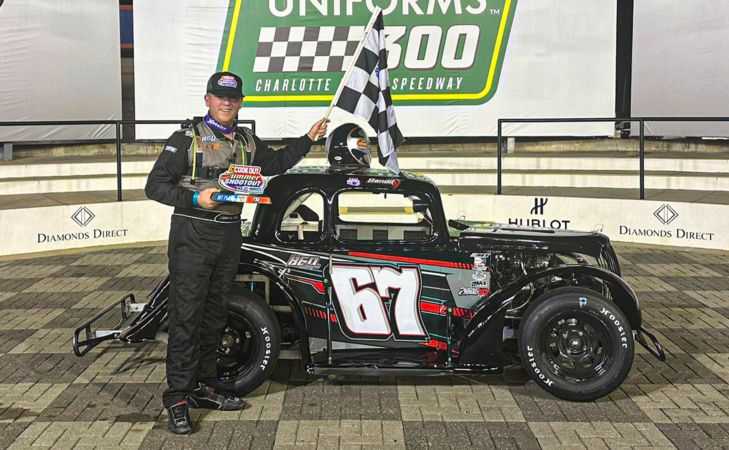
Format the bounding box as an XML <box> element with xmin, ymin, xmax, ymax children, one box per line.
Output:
<box><xmin>457</xmin><ymin>224</ymin><xmax>613</xmax><ymax>259</ymax></box>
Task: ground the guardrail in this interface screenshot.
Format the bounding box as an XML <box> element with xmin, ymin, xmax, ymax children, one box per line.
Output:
<box><xmin>496</xmin><ymin>117</ymin><xmax>729</xmax><ymax>199</ymax></box>
<box><xmin>0</xmin><ymin>119</ymin><xmax>256</xmax><ymax>202</ymax></box>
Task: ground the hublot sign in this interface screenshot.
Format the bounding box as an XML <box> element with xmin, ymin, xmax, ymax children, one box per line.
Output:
<box><xmin>508</xmin><ymin>197</ymin><xmax>571</xmax><ymax>230</ymax></box>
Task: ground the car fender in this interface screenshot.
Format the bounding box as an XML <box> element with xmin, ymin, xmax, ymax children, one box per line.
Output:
<box><xmin>458</xmin><ymin>264</ymin><xmax>641</xmax><ymax>367</ymax></box>
<box><xmin>238</xmin><ymin>262</ymin><xmax>313</xmax><ymax>364</ymax></box>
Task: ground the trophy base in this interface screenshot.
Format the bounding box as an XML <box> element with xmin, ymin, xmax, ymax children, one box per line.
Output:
<box><xmin>212</xmin><ymin>193</ymin><xmax>271</xmax><ymax>204</ymax></box>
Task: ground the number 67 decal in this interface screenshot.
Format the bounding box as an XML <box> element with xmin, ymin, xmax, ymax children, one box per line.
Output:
<box><xmin>330</xmin><ymin>264</ymin><xmax>427</xmax><ymax>341</ymax></box>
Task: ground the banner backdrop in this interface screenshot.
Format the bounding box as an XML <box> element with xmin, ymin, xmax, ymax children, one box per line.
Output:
<box><xmin>0</xmin><ymin>0</ymin><xmax>122</xmax><ymax>141</ymax></box>
<box><xmin>631</xmin><ymin>1</ymin><xmax>729</xmax><ymax>137</ymax></box>
<box><xmin>135</xmin><ymin>0</ymin><xmax>616</xmax><ymax>139</ymax></box>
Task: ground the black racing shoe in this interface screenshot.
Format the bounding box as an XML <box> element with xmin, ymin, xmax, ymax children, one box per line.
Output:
<box><xmin>188</xmin><ymin>383</ymin><xmax>247</xmax><ymax>411</ymax></box>
<box><xmin>166</xmin><ymin>399</ymin><xmax>193</xmax><ymax>435</ymax></box>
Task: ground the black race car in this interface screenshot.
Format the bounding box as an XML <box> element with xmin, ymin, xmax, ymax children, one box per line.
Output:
<box><xmin>74</xmin><ymin>166</ymin><xmax>664</xmax><ymax>401</ymax></box>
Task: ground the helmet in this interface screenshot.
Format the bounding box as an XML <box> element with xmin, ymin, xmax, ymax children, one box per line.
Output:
<box><xmin>325</xmin><ymin>123</ymin><xmax>371</xmax><ymax>167</ymax></box>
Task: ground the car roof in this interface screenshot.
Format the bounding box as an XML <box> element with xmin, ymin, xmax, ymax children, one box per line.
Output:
<box><xmin>259</xmin><ymin>166</ymin><xmax>439</xmax><ymax>202</ymax></box>
<box><xmin>284</xmin><ymin>165</ymin><xmax>430</xmax><ymax>181</ymax></box>
<box><xmin>251</xmin><ymin>165</ymin><xmax>447</xmax><ymax>239</ymax></box>
<box><xmin>263</xmin><ymin>166</ymin><xmax>434</xmax><ymax>190</ymax></box>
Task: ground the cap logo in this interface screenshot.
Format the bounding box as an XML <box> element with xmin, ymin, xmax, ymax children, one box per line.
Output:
<box><xmin>218</xmin><ymin>75</ymin><xmax>238</xmax><ymax>88</ymax></box>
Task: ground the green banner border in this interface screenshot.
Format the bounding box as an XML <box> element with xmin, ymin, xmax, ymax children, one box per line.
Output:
<box><xmin>216</xmin><ymin>0</ymin><xmax>517</xmax><ymax>106</ymax></box>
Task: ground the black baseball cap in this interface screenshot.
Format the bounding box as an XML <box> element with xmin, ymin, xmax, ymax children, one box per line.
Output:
<box><xmin>207</xmin><ymin>71</ymin><xmax>244</xmax><ymax>98</ymax></box>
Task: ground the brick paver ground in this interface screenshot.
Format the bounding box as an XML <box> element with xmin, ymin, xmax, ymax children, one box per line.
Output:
<box><xmin>0</xmin><ymin>243</ymin><xmax>727</xmax><ymax>449</ymax></box>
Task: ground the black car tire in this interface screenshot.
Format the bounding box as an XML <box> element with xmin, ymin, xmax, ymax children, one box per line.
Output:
<box><xmin>216</xmin><ymin>288</ymin><xmax>281</xmax><ymax>396</ymax></box>
<box><xmin>518</xmin><ymin>286</ymin><xmax>634</xmax><ymax>401</ymax></box>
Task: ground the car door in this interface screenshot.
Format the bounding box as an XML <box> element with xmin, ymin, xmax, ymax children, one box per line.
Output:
<box><xmin>264</xmin><ymin>189</ymin><xmax>334</xmax><ymax>348</ymax></box>
<box><xmin>323</xmin><ymin>187</ymin><xmax>465</xmax><ymax>367</ymax></box>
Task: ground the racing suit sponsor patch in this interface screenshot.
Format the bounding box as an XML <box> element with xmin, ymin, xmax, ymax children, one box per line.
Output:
<box><xmin>164</xmin><ymin>145</ymin><xmax>177</xmax><ymax>153</ymax></box>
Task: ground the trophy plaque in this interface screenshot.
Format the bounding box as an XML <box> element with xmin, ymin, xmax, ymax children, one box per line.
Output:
<box><xmin>213</xmin><ymin>164</ymin><xmax>271</xmax><ymax>204</ymax></box>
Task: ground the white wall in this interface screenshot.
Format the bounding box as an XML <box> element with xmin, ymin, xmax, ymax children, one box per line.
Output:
<box><xmin>632</xmin><ymin>1</ymin><xmax>729</xmax><ymax>137</ymax></box>
<box><xmin>0</xmin><ymin>0</ymin><xmax>122</xmax><ymax>141</ymax></box>
<box><xmin>0</xmin><ymin>201</ymin><xmax>172</xmax><ymax>257</ymax></box>
<box><xmin>444</xmin><ymin>194</ymin><xmax>726</xmax><ymax>250</ymax></box>
<box><xmin>1</xmin><ymin>195</ymin><xmax>725</xmax><ymax>257</ymax></box>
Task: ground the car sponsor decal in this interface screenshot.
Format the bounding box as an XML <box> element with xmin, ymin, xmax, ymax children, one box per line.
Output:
<box><xmin>469</xmin><ymin>252</ymin><xmax>491</xmax><ymax>289</ymax></box>
<box><xmin>286</xmin><ymin>254</ymin><xmax>322</xmax><ymax>270</ymax></box>
<box><xmin>458</xmin><ymin>287</ymin><xmax>490</xmax><ymax>297</ymax></box>
<box><xmin>366</xmin><ymin>178</ymin><xmax>401</xmax><ymax>189</ymax></box>
<box><xmin>346</xmin><ymin>177</ymin><xmax>361</xmax><ymax>187</ymax></box>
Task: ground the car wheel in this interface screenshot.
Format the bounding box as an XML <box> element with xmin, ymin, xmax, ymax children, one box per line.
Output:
<box><xmin>216</xmin><ymin>288</ymin><xmax>281</xmax><ymax>396</ymax></box>
<box><xmin>518</xmin><ymin>286</ymin><xmax>634</xmax><ymax>401</ymax></box>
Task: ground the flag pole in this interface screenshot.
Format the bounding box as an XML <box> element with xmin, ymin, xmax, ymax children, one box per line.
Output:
<box><xmin>324</xmin><ymin>7</ymin><xmax>382</xmax><ymax>121</ymax></box>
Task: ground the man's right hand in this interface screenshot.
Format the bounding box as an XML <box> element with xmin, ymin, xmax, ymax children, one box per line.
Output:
<box><xmin>198</xmin><ymin>188</ymin><xmax>221</xmax><ymax>209</ymax></box>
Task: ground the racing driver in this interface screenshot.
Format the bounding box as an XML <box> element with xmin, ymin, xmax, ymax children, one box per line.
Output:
<box><xmin>145</xmin><ymin>71</ymin><xmax>327</xmax><ymax>435</ymax></box>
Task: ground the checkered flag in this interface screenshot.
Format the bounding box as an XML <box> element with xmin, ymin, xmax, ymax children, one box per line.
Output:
<box><xmin>331</xmin><ymin>8</ymin><xmax>403</xmax><ymax>173</ymax></box>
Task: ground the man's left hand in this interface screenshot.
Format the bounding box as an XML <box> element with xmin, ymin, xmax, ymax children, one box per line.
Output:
<box><xmin>307</xmin><ymin>118</ymin><xmax>329</xmax><ymax>141</ymax></box>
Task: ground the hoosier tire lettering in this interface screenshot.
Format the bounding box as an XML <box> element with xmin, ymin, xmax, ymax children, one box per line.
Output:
<box><xmin>599</xmin><ymin>307</ymin><xmax>629</xmax><ymax>349</ymax></box>
<box><xmin>526</xmin><ymin>345</ymin><xmax>554</xmax><ymax>387</ymax></box>
<box><xmin>260</xmin><ymin>326</ymin><xmax>272</xmax><ymax>370</ymax></box>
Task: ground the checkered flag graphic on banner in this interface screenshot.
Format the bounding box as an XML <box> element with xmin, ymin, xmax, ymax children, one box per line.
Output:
<box><xmin>253</xmin><ymin>26</ymin><xmax>364</xmax><ymax>73</ymax></box>
<box><xmin>332</xmin><ymin>10</ymin><xmax>403</xmax><ymax>173</ymax></box>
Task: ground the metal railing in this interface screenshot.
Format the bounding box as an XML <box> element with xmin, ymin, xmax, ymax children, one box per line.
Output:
<box><xmin>0</xmin><ymin>119</ymin><xmax>256</xmax><ymax>201</ymax></box>
<box><xmin>497</xmin><ymin>117</ymin><xmax>729</xmax><ymax>199</ymax></box>
<box><xmin>3</xmin><ymin>117</ymin><xmax>728</xmax><ymax>203</ymax></box>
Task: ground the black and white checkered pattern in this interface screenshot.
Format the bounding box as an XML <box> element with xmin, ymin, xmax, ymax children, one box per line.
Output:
<box><xmin>333</xmin><ymin>10</ymin><xmax>403</xmax><ymax>173</ymax></box>
<box><xmin>253</xmin><ymin>26</ymin><xmax>364</xmax><ymax>73</ymax></box>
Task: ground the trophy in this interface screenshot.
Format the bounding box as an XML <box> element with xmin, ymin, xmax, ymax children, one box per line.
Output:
<box><xmin>212</xmin><ymin>164</ymin><xmax>272</xmax><ymax>204</ymax></box>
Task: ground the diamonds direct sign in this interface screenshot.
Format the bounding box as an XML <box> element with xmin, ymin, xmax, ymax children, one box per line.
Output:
<box><xmin>72</xmin><ymin>206</ymin><xmax>96</xmax><ymax>227</ymax></box>
<box><xmin>217</xmin><ymin>0</ymin><xmax>517</xmax><ymax>106</ymax></box>
<box><xmin>653</xmin><ymin>204</ymin><xmax>678</xmax><ymax>226</ymax></box>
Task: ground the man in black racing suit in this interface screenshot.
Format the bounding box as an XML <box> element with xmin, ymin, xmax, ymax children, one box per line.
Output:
<box><xmin>145</xmin><ymin>71</ymin><xmax>327</xmax><ymax>435</ymax></box>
